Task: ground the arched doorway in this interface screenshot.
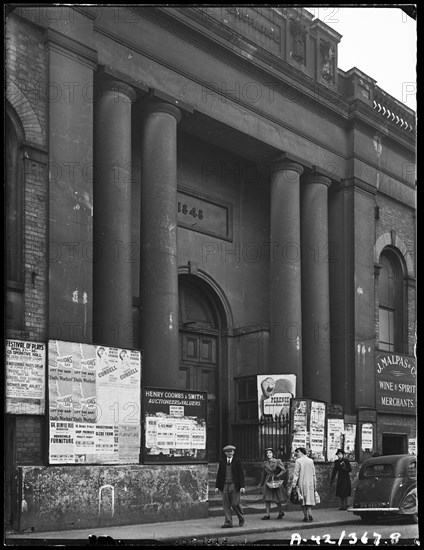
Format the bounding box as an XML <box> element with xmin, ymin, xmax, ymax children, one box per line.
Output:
<box><xmin>178</xmin><ymin>274</ymin><xmax>226</xmax><ymax>462</ymax></box>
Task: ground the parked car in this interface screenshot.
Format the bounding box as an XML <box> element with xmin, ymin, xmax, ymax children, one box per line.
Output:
<box><xmin>349</xmin><ymin>454</ymin><xmax>417</xmax><ymax>523</ymax></box>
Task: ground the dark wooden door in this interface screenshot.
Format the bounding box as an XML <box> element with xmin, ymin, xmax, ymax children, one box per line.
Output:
<box><xmin>179</xmin><ymin>332</ymin><xmax>219</xmax><ymax>461</ymax></box>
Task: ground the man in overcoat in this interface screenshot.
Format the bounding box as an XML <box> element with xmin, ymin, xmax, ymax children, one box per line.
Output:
<box><xmin>215</xmin><ymin>444</ymin><xmax>246</xmax><ymax>528</ymax></box>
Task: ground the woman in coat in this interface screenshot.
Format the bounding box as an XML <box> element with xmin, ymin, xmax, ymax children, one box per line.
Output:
<box><xmin>257</xmin><ymin>448</ymin><xmax>288</xmax><ymax>520</ymax></box>
<box><xmin>291</xmin><ymin>447</ymin><xmax>317</xmax><ymax>522</ymax></box>
<box><xmin>330</xmin><ymin>449</ymin><xmax>352</xmax><ymax>510</ymax></box>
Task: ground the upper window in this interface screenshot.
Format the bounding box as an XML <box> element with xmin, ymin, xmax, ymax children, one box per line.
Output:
<box><xmin>378</xmin><ymin>250</ymin><xmax>404</xmax><ymax>353</ymax></box>
<box><xmin>235</xmin><ymin>376</ymin><xmax>258</xmax><ymax>421</ymax></box>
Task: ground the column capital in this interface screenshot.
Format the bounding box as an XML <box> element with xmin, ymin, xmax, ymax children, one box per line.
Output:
<box><xmin>302</xmin><ymin>170</ymin><xmax>332</xmax><ymax>187</ymax></box>
<box><xmin>96</xmin><ymin>77</ymin><xmax>137</xmax><ymax>103</ymax></box>
<box><xmin>139</xmin><ymin>100</ymin><xmax>182</xmax><ymax>123</ymax></box>
<box><xmin>273</xmin><ymin>160</ymin><xmax>304</xmax><ymax>176</ymax></box>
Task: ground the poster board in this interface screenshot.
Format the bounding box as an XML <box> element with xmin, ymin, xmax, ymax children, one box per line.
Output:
<box><xmin>357</xmin><ymin>408</ymin><xmax>377</xmax><ymax>462</ymax></box>
<box><xmin>142</xmin><ymin>387</ymin><xmax>207</xmax><ymax>463</ymax></box>
<box><xmin>290</xmin><ymin>398</ymin><xmax>327</xmax><ymax>461</ymax></box>
<box><xmin>327</xmin><ymin>418</ymin><xmax>345</xmax><ymax>461</ymax></box>
<box><xmin>408</xmin><ymin>438</ymin><xmax>416</xmax><ymax>455</ymax></box>
<box><xmin>310</xmin><ymin>400</ymin><xmax>326</xmax><ymax>461</ymax></box>
<box><xmin>6</xmin><ymin>339</ymin><xmax>46</xmax><ymax>415</ymax></box>
<box><xmin>343</xmin><ymin>423</ymin><xmax>357</xmax><ymax>461</ymax></box>
<box><xmin>48</xmin><ymin>340</ymin><xmax>142</xmax><ymax>465</ymax></box>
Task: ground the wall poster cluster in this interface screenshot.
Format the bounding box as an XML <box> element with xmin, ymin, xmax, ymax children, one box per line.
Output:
<box><xmin>290</xmin><ymin>398</ymin><xmax>327</xmax><ymax>461</ymax></box>
<box><xmin>48</xmin><ymin>340</ymin><xmax>142</xmax><ymax>464</ymax></box>
<box><xmin>142</xmin><ymin>387</ymin><xmax>207</xmax><ymax>463</ymax></box>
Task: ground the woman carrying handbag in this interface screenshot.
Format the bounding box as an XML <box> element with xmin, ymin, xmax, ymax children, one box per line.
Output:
<box><xmin>257</xmin><ymin>448</ymin><xmax>288</xmax><ymax>520</ymax></box>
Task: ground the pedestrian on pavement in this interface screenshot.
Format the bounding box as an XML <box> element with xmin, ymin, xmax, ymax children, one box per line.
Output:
<box><xmin>215</xmin><ymin>444</ymin><xmax>246</xmax><ymax>528</ymax></box>
<box><xmin>257</xmin><ymin>447</ymin><xmax>288</xmax><ymax>520</ymax></box>
<box><xmin>330</xmin><ymin>448</ymin><xmax>352</xmax><ymax>510</ymax></box>
<box><xmin>291</xmin><ymin>447</ymin><xmax>317</xmax><ymax>522</ymax></box>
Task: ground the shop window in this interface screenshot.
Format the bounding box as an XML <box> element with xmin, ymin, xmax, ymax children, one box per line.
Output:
<box><xmin>236</xmin><ymin>377</ymin><xmax>258</xmax><ymax>421</ymax></box>
<box><xmin>378</xmin><ymin>251</ymin><xmax>404</xmax><ymax>352</ymax></box>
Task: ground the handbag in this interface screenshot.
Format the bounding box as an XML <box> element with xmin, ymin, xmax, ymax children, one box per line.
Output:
<box><xmin>315</xmin><ymin>490</ymin><xmax>320</xmax><ymax>504</ymax></box>
<box><xmin>266</xmin><ymin>475</ymin><xmax>283</xmax><ymax>489</ymax></box>
<box><xmin>290</xmin><ymin>486</ymin><xmax>303</xmax><ymax>505</ymax></box>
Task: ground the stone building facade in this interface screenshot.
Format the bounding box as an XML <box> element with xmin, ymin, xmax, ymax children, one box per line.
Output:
<box><xmin>5</xmin><ymin>6</ymin><xmax>416</xmax><ymax>532</ymax></box>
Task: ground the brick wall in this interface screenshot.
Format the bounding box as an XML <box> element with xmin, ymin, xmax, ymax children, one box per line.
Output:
<box><xmin>6</xmin><ymin>14</ymin><xmax>48</xmax><ymax>344</ymax></box>
<box><xmin>5</xmin><ymin>14</ymin><xmax>47</xmax><ymax>147</ymax></box>
<box><xmin>376</xmin><ymin>413</ymin><xmax>416</xmax><ymax>452</ymax></box>
<box><xmin>6</xmin><ymin>14</ymin><xmax>48</xmax><ymax>467</ymax></box>
<box><xmin>375</xmin><ymin>193</ymin><xmax>416</xmax><ymax>355</ymax></box>
<box><xmin>15</xmin><ymin>417</ymin><xmax>45</xmax><ymax>465</ymax></box>
<box><xmin>23</xmin><ymin>158</ymin><xmax>48</xmax><ymax>342</ymax></box>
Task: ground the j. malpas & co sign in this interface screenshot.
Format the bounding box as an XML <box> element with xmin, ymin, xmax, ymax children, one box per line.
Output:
<box><xmin>375</xmin><ymin>353</ymin><xmax>416</xmax><ymax>413</ymax></box>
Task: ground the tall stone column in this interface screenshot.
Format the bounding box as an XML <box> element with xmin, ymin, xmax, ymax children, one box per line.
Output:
<box><xmin>301</xmin><ymin>171</ymin><xmax>332</xmax><ymax>401</ymax></box>
<box><xmin>269</xmin><ymin>161</ymin><xmax>304</xmax><ymax>393</ymax></box>
<box><xmin>93</xmin><ymin>79</ymin><xmax>137</xmax><ymax>348</ymax></box>
<box><xmin>139</xmin><ymin>101</ymin><xmax>181</xmax><ymax>388</ymax></box>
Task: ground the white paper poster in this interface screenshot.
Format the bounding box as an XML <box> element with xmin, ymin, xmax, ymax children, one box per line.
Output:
<box><xmin>408</xmin><ymin>438</ymin><xmax>416</xmax><ymax>455</ymax></box>
<box><xmin>74</xmin><ymin>422</ymin><xmax>96</xmax><ymax>463</ymax></box>
<box><xmin>327</xmin><ymin>418</ymin><xmax>344</xmax><ymax>461</ymax></box>
<box><xmin>73</xmin><ymin>344</ymin><xmax>97</xmax><ymax>423</ymax></box>
<box><xmin>49</xmin><ymin>421</ymin><xmax>76</xmax><ymax>464</ymax></box>
<box><xmin>258</xmin><ymin>374</ymin><xmax>296</xmax><ymax>420</ymax></box>
<box><xmin>361</xmin><ymin>423</ymin><xmax>374</xmax><ymax>452</ymax></box>
<box><xmin>49</xmin><ymin>340</ymin><xmax>74</xmax><ymax>421</ymax></box>
<box><xmin>118</xmin><ymin>424</ymin><xmax>141</xmax><ymax>463</ymax></box>
<box><xmin>344</xmin><ymin>423</ymin><xmax>356</xmax><ymax>459</ymax></box>
<box><xmin>6</xmin><ymin>339</ymin><xmax>46</xmax><ymax>414</ymax></box>
<box><xmin>95</xmin><ymin>424</ymin><xmax>118</xmax><ymax>463</ymax></box>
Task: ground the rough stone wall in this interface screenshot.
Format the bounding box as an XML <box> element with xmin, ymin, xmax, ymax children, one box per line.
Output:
<box><xmin>19</xmin><ymin>464</ymin><xmax>209</xmax><ymax>532</ymax></box>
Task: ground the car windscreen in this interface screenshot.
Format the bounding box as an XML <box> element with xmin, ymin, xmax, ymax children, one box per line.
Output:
<box><xmin>363</xmin><ymin>463</ymin><xmax>394</xmax><ymax>478</ymax></box>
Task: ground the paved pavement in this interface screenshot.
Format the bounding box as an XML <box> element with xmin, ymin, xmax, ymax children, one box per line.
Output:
<box><xmin>5</xmin><ymin>508</ymin><xmax>359</xmax><ymax>545</ymax></box>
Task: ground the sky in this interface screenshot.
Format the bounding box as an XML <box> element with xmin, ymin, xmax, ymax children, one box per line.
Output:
<box><xmin>304</xmin><ymin>6</ymin><xmax>417</xmax><ymax>111</ymax></box>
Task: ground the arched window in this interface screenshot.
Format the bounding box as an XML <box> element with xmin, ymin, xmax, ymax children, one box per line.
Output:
<box><xmin>6</xmin><ymin>104</ymin><xmax>24</xmax><ymax>331</ymax></box>
<box><xmin>378</xmin><ymin>250</ymin><xmax>405</xmax><ymax>352</ymax></box>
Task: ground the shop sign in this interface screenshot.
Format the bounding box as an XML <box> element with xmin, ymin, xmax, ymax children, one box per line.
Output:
<box><xmin>375</xmin><ymin>353</ymin><xmax>416</xmax><ymax>413</ymax></box>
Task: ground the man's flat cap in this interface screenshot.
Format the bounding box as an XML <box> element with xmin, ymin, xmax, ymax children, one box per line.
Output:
<box><xmin>223</xmin><ymin>445</ymin><xmax>236</xmax><ymax>451</ymax></box>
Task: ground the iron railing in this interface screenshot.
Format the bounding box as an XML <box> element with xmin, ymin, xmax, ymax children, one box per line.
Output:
<box><xmin>231</xmin><ymin>414</ymin><xmax>291</xmax><ymax>462</ymax></box>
